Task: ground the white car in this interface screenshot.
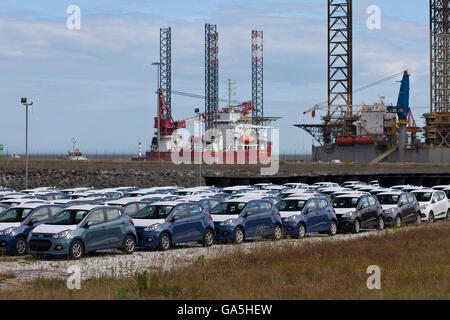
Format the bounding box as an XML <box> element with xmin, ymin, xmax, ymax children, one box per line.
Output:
<box><xmin>412</xmin><ymin>189</ymin><xmax>450</xmax><ymax>222</ymax></box>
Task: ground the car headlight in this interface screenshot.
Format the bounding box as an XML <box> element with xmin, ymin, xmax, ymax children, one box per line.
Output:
<box><xmin>384</xmin><ymin>208</ymin><xmax>396</xmax><ymax>215</ymax></box>
<box><xmin>53</xmin><ymin>230</ymin><xmax>71</xmax><ymax>239</ymax></box>
<box><xmin>0</xmin><ymin>227</ymin><xmax>14</xmax><ymax>236</ymax></box>
<box><xmin>144</xmin><ymin>224</ymin><xmax>160</xmax><ymax>231</ymax></box>
<box><xmin>420</xmin><ymin>204</ymin><xmax>428</xmax><ymax>211</ymax></box>
<box><xmin>286</xmin><ymin>215</ymin><xmax>298</xmax><ymax>221</ymax></box>
<box><xmin>342</xmin><ymin>211</ymin><xmax>354</xmax><ymax>218</ymax></box>
<box><xmin>220</xmin><ymin>219</ymin><xmax>234</xmax><ymax>226</ymax></box>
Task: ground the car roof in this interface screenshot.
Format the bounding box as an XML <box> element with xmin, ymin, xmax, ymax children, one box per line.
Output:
<box><xmin>106</xmin><ymin>198</ymin><xmax>143</xmax><ymax>205</ymax></box>
<box><xmin>412</xmin><ymin>189</ymin><xmax>435</xmax><ymax>192</ymax></box>
<box><xmin>11</xmin><ymin>202</ymin><xmax>57</xmax><ymax>209</ymax></box>
<box><xmin>377</xmin><ymin>191</ymin><xmax>402</xmax><ymax>196</ymax></box>
<box><xmin>1</xmin><ymin>198</ymin><xmax>43</xmax><ymax>203</ymax></box>
<box><xmin>148</xmin><ymin>201</ymin><xmax>182</xmax><ymax>207</ymax></box>
<box><xmin>284</xmin><ymin>195</ymin><xmax>317</xmax><ymax>200</ymax></box>
<box><xmin>335</xmin><ymin>194</ymin><xmax>365</xmax><ymax>199</ymax></box>
<box><xmin>63</xmin><ymin>204</ymin><xmax>107</xmax><ymax>211</ymax></box>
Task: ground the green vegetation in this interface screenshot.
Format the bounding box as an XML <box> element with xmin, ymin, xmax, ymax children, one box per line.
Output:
<box><xmin>0</xmin><ymin>222</ymin><xmax>448</xmax><ymax>299</ymax></box>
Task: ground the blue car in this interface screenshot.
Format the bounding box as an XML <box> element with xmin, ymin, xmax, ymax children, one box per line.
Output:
<box><xmin>28</xmin><ymin>205</ymin><xmax>137</xmax><ymax>259</ymax></box>
<box><xmin>0</xmin><ymin>203</ymin><xmax>65</xmax><ymax>255</ymax></box>
<box><xmin>210</xmin><ymin>198</ymin><xmax>283</xmax><ymax>244</ymax></box>
<box><xmin>278</xmin><ymin>196</ymin><xmax>338</xmax><ymax>238</ymax></box>
<box><xmin>133</xmin><ymin>201</ymin><xmax>215</xmax><ymax>251</ymax></box>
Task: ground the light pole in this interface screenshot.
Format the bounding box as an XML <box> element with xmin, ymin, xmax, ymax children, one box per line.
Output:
<box><xmin>152</xmin><ymin>61</ymin><xmax>164</xmax><ymax>162</ymax></box>
<box><xmin>20</xmin><ymin>98</ymin><xmax>33</xmax><ymax>189</ymax></box>
<box><xmin>195</xmin><ymin>108</ymin><xmax>202</xmax><ymax>186</ymax></box>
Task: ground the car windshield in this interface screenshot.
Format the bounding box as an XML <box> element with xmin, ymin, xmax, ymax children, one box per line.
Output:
<box><xmin>0</xmin><ymin>208</ymin><xmax>33</xmax><ymax>222</ymax></box>
<box><xmin>276</xmin><ymin>200</ymin><xmax>306</xmax><ymax>211</ymax></box>
<box><xmin>413</xmin><ymin>192</ymin><xmax>432</xmax><ymax>202</ymax></box>
<box><xmin>134</xmin><ymin>205</ymin><xmax>174</xmax><ymax>219</ymax></box>
<box><xmin>210</xmin><ymin>202</ymin><xmax>246</xmax><ymax>215</ymax></box>
<box><xmin>332</xmin><ymin>197</ymin><xmax>360</xmax><ymax>208</ymax></box>
<box><xmin>377</xmin><ymin>194</ymin><xmax>400</xmax><ymax>205</ymax></box>
<box><xmin>46</xmin><ymin>210</ymin><xmax>89</xmax><ymax>225</ymax></box>
<box><xmin>175</xmin><ymin>191</ymin><xmax>193</xmax><ymax>196</ymax></box>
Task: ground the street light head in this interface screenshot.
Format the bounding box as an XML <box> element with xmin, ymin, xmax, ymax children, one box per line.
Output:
<box><xmin>21</xmin><ymin>98</ymin><xmax>27</xmax><ymax>104</ymax></box>
<box><xmin>194</xmin><ymin>108</ymin><xmax>200</xmax><ymax>113</ymax></box>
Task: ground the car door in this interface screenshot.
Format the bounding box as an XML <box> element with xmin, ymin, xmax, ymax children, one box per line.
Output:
<box><xmin>406</xmin><ymin>193</ymin><xmax>418</xmax><ymax>223</ymax></box>
<box><xmin>316</xmin><ymin>199</ymin><xmax>331</xmax><ymax>232</ymax></box>
<box><xmin>368</xmin><ymin>196</ymin><xmax>379</xmax><ymax>225</ymax></box>
<box><xmin>431</xmin><ymin>192</ymin><xmax>441</xmax><ymax>216</ymax></box>
<box><xmin>398</xmin><ymin>194</ymin><xmax>410</xmax><ymax>221</ymax></box>
<box><xmin>83</xmin><ymin>209</ymin><xmax>109</xmax><ymax>251</ymax></box>
<box><xmin>258</xmin><ymin>201</ymin><xmax>274</xmax><ymax>236</ymax></box>
<box><xmin>303</xmin><ymin>199</ymin><xmax>319</xmax><ymax>232</ymax></box>
<box><xmin>242</xmin><ymin>201</ymin><xmax>262</xmax><ymax>238</ymax></box>
<box><xmin>438</xmin><ymin>192</ymin><xmax>448</xmax><ymax>217</ymax></box>
<box><xmin>171</xmin><ymin>204</ymin><xmax>195</xmax><ymax>243</ymax></box>
<box><xmin>105</xmin><ymin>208</ymin><xmax>124</xmax><ymax>247</ymax></box>
<box><xmin>358</xmin><ymin>197</ymin><xmax>373</xmax><ymax>227</ymax></box>
<box><xmin>188</xmin><ymin>204</ymin><xmax>206</xmax><ymax>241</ymax></box>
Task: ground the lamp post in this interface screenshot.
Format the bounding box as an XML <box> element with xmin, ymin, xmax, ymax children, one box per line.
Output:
<box><xmin>20</xmin><ymin>98</ymin><xmax>33</xmax><ymax>189</ymax></box>
<box><xmin>195</xmin><ymin>108</ymin><xmax>202</xmax><ymax>186</ymax></box>
<box><xmin>152</xmin><ymin>62</ymin><xmax>164</xmax><ymax>162</ymax></box>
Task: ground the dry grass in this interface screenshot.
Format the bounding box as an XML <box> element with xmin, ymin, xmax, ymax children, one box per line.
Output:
<box><xmin>0</xmin><ymin>222</ymin><xmax>448</xmax><ymax>300</ymax></box>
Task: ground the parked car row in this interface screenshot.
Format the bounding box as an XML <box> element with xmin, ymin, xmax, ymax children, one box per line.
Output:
<box><xmin>0</xmin><ymin>181</ymin><xmax>448</xmax><ymax>260</ymax></box>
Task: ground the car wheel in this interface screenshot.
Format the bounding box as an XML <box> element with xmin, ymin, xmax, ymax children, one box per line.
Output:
<box><xmin>352</xmin><ymin>219</ymin><xmax>360</xmax><ymax>234</ymax></box>
<box><xmin>377</xmin><ymin>216</ymin><xmax>385</xmax><ymax>231</ymax></box>
<box><xmin>69</xmin><ymin>240</ymin><xmax>84</xmax><ymax>260</ymax></box>
<box><xmin>328</xmin><ymin>221</ymin><xmax>337</xmax><ymax>236</ymax></box>
<box><xmin>13</xmin><ymin>237</ymin><xmax>27</xmax><ymax>256</ymax></box>
<box><xmin>297</xmin><ymin>224</ymin><xmax>306</xmax><ymax>239</ymax></box>
<box><xmin>428</xmin><ymin>212</ymin><xmax>434</xmax><ymax>223</ymax></box>
<box><xmin>395</xmin><ymin>215</ymin><xmax>402</xmax><ymax>228</ymax></box>
<box><xmin>158</xmin><ymin>233</ymin><xmax>171</xmax><ymax>251</ymax></box>
<box><xmin>272</xmin><ymin>225</ymin><xmax>282</xmax><ymax>241</ymax></box>
<box><xmin>233</xmin><ymin>228</ymin><xmax>245</xmax><ymax>244</ymax></box>
<box><xmin>122</xmin><ymin>235</ymin><xmax>136</xmax><ymax>254</ymax></box>
<box><xmin>202</xmin><ymin>229</ymin><xmax>214</xmax><ymax>247</ymax></box>
<box><xmin>416</xmin><ymin>212</ymin><xmax>422</xmax><ymax>225</ymax></box>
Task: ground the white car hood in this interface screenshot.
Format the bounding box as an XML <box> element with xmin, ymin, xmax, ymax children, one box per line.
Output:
<box><xmin>133</xmin><ymin>218</ymin><xmax>165</xmax><ymax>227</ymax></box>
<box><xmin>33</xmin><ymin>224</ymin><xmax>77</xmax><ymax>234</ymax></box>
<box><xmin>211</xmin><ymin>214</ymin><xmax>239</xmax><ymax>222</ymax></box>
<box><xmin>334</xmin><ymin>208</ymin><xmax>354</xmax><ymax>215</ymax></box>
<box><xmin>279</xmin><ymin>211</ymin><xmax>301</xmax><ymax>218</ymax></box>
<box><xmin>381</xmin><ymin>204</ymin><xmax>396</xmax><ymax>211</ymax></box>
<box><xmin>0</xmin><ymin>222</ymin><xmax>21</xmax><ymax>231</ymax></box>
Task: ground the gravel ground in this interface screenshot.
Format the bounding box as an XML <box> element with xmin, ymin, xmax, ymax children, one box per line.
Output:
<box><xmin>0</xmin><ymin>228</ymin><xmax>394</xmax><ymax>290</ymax></box>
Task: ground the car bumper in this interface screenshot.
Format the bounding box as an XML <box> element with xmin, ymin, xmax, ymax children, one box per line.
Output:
<box><xmin>213</xmin><ymin>224</ymin><xmax>235</xmax><ymax>241</ymax></box>
<box><xmin>282</xmin><ymin>220</ymin><xmax>298</xmax><ymax>236</ymax></box>
<box><xmin>336</xmin><ymin>216</ymin><xmax>355</xmax><ymax>231</ymax></box>
<box><xmin>383</xmin><ymin>214</ymin><xmax>396</xmax><ymax>227</ymax></box>
<box><xmin>28</xmin><ymin>236</ymin><xmax>71</xmax><ymax>256</ymax></box>
<box><xmin>136</xmin><ymin>229</ymin><xmax>159</xmax><ymax>247</ymax></box>
<box><xmin>0</xmin><ymin>235</ymin><xmax>15</xmax><ymax>252</ymax></box>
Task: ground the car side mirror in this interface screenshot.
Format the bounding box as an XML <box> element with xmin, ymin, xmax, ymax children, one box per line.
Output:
<box><xmin>29</xmin><ymin>218</ymin><xmax>38</xmax><ymax>226</ymax></box>
<box><xmin>243</xmin><ymin>211</ymin><xmax>251</xmax><ymax>217</ymax></box>
<box><xmin>85</xmin><ymin>221</ymin><xmax>94</xmax><ymax>228</ymax></box>
<box><xmin>171</xmin><ymin>215</ymin><xmax>179</xmax><ymax>222</ymax></box>
<box><xmin>431</xmin><ymin>199</ymin><xmax>436</xmax><ymax>204</ymax></box>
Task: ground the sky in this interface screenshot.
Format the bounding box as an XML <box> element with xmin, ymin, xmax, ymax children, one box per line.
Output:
<box><xmin>0</xmin><ymin>0</ymin><xmax>431</xmax><ymax>155</ymax></box>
